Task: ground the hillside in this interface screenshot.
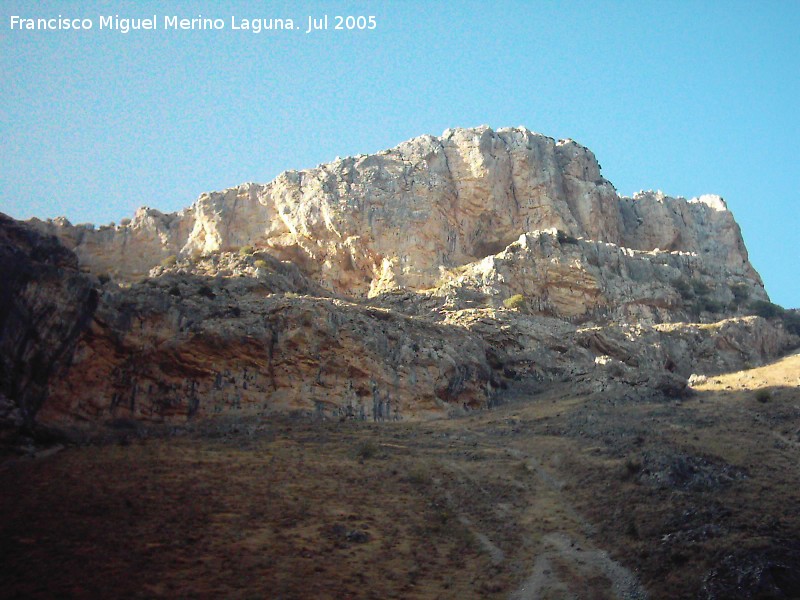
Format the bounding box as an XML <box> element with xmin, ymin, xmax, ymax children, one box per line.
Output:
<box><xmin>1</xmin><ymin>126</ymin><xmax>799</xmax><ymax>598</ymax></box>
<box><xmin>2</xmin><ymin>353</ymin><xmax>799</xmax><ymax>598</ymax></box>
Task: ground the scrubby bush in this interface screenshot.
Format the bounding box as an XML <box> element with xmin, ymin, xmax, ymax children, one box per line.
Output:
<box><xmin>783</xmin><ymin>310</ymin><xmax>800</xmax><ymax>336</ymax></box>
<box><xmin>197</xmin><ymin>285</ymin><xmax>215</xmax><ymax>299</ymax></box>
<box><xmin>700</xmin><ymin>298</ymin><xmax>726</xmax><ymax>314</ymax></box>
<box><xmin>691</xmin><ymin>279</ymin><xmax>712</xmax><ymax>296</ymax></box>
<box><xmin>503</xmin><ymin>294</ymin><xmax>526</xmax><ymax>310</ymax></box>
<box><xmin>253</xmin><ymin>259</ymin><xmax>268</xmax><ymax>269</ymax></box>
<box><xmin>355</xmin><ymin>440</ymin><xmax>379</xmax><ymax>460</ymax></box>
<box><xmin>239</xmin><ymin>245</ymin><xmax>254</xmax><ymax>256</ymax></box>
<box><xmin>755</xmin><ymin>389</ymin><xmax>771</xmax><ymax>403</ymax></box>
<box><xmin>160</xmin><ymin>255</ymin><xmax>178</xmax><ymax>267</ymax></box>
<box><xmin>556</xmin><ymin>230</ymin><xmax>579</xmax><ymax>245</ymax></box>
<box><xmin>749</xmin><ymin>300</ymin><xmax>784</xmax><ymax>319</ymax></box>
<box><xmin>671</xmin><ymin>277</ymin><xmax>693</xmax><ymax>300</ymax></box>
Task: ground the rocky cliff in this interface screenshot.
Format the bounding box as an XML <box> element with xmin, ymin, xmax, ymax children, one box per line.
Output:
<box><xmin>30</xmin><ymin>126</ymin><xmax>763</xmax><ymax>301</ymax></box>
<box><xmin>0</xmin><ymin>214</ymin><xmax>98</xmax><ymax>433</ymax></box>
<box><xmin>4</xmin><ymin>126</ymin><xmax>797</xmax><ymax>431</ymax></box>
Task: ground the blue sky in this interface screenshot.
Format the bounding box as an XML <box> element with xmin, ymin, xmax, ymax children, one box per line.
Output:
<box><xmin>2</xmin><ymin>1</ymin><xmax>798</xmax><ymax>307</ymax></box>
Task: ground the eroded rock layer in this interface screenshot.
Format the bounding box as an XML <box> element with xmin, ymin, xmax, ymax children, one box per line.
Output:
<box><xmin>30</xmin><ymin>127</ymin><xmax>762</xmax><ymax>300</ymax></box>
<box><xmin>2</xmin><ymin>126</ymin><xmax>796</xmax><ymax>429</ymax></box>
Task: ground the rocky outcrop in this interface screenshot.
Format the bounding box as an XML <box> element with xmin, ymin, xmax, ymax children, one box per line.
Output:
<box><xmin>29</xmin><ymin>126</ymin><xmax>764</xmax><ymax>305</ymax></box>
<box><xmin>434</xmin><ymin>228</ymin><xmax>766</xmax><ymax>323</ymax></box>
<box><xmin>441</xmin><ymin>309</ymin><xmax>797</xmax><ymax>398</ymax></box>
<box><xmin>37</xmin><ymin>276</ymin><xmax>497</xmax><ymax>425</ymax></box>
<box><xmin>0</xmin><ymin>214</ymin><xmax>98</xmax><ymax>432</ymax></box>
<box><xmin>3</xmin><ymin>126</ymin><xmax>796</xmax><ymax>431</ymax></box>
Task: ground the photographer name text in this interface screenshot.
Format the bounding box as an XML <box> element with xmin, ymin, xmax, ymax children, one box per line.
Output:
<box><xmin>9</xmin><ymin>14</ymin><xmax>378</xmax><ymax>34</ymax></box>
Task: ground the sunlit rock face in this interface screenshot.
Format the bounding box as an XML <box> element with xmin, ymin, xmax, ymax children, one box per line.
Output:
<box><xmin>30</xmin><ymin>126</ymin><xmax>762</xmax><ymax>300</ymax></box>
<box><xmin>5</xmin><ymin>126</ymin><xmax>793</xmax><ymax>429</ymax></box>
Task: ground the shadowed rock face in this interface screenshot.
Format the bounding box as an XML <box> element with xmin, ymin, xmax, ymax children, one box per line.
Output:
<box><xmin>2</xmin><ymin>127</ymin><xmax>797</xmax><ymax>428</ymax></box>
<box><xmin>0</xmin><ymin>214</ymin><xmax>98</xmax><ymax>430</ymax></box>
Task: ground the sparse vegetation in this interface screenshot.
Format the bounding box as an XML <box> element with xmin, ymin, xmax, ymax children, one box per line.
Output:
<box><xmin>239</xmin><ymin>245</ymin><xmax>255</xmax><ymax>256</ymax></box>
<box><xmin>730</xmin><ymin>283</ymin><xmax>750</xmax><ymax>306</ymax></box>
<box><xmin>160</xmin><ymin>255</ymin><xmax>178</xmax><ymax>268</ymax></box>
<box><xmin>699</xmin><ymin>298</ymin><xmax>726</xmax><ymax>314</ymax></box>
<box><xmin>749</xmin><ymin>300</ymin><xmax>783</xmax><ymax>319</ymax></box>
<box><xmin>671</xmin><ymin>277</ymin><xmax>693</xmax><ymax>300</ymax></box>
<box><xmin>746</xmin><ymin>301</ymin><xmax>800</xmax><ymax>336</ymax></box>
<box><xmin>556</xmin><ymin>230</ymin><xmax>579</xmax><ymax>245</ymax></box>
<box><xmin>253</xmin><ymin>259</ymin><xmax>268</xmax><ymax>269</ymax></box>
<box><xmin>197</xmin><ymin>285</ymin><xmax>215</xmax><ymax>299</ymax></box>
<box><xmin>691</xmin><ymin>279</ymin><xmax>712</xmax><ymax>296</ymax></box>
<box><xmin>783</xmin><ymin>310</ymin><xmax>800</xmax><ymax>336</ymax></box>
<box><xmin>355</xmin><ymin>440</ymin><xmax>379</xmax><ymax>460</ymax></box>
<box><xmin>4</xmin><ymin>353</ymin><xmax>800</xmax><ymax>600</ymax></box>
<box><xmin>503</xmin><ymin>294</ymin><xmax>526</xmax><ymax>310</ymax></box>
<box><xmin>755</xmin><ymin>389</ymin><xmax>771</xmax><ymax>403</ymax></box>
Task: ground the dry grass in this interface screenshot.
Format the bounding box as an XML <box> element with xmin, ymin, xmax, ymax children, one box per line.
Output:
<box><xmin>2</xmin><ymin>353</ymin><xmax>799</xmax><ymax>598</ymax></box>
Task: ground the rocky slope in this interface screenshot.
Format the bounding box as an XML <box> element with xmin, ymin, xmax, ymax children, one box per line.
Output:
<box><xmin>2</xmin><ymin>126</ymin><xmax>797</xmax><ymax>431</ymax></box>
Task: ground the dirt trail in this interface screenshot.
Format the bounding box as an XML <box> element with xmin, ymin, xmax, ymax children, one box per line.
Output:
<box><xmin>502</xmin><ymin>447</ymin><xmax>647</xmax><ymax>599</ymax></box>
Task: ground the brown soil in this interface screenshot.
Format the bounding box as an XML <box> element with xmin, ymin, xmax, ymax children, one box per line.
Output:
<box><xmin>2</xmin><ymin>354</ymin><xmax>799</xmax><ymax>599</ymax></box>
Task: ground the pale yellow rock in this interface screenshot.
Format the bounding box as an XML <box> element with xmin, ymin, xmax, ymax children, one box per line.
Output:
<box><xmin>30</xmin><ymin>126</ymin><xmax>762</xmax><ymax>302</ymax></box>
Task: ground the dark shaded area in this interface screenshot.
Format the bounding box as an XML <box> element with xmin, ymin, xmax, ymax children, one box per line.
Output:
<box><xmin>0</xmin><ymin>213</ymin><xmax>99</xmax><ymax>436</ymax></box>
<box><xmin>1</xmin><ymin>379</ymin><xmax>799</xmax><ymax>598</ymax></box>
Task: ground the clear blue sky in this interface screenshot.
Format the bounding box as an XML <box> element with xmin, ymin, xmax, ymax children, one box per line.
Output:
<box><xmin>2</xmin><ymin>1</ymin><xmax>798</xmax><ymax>307</ymax></box>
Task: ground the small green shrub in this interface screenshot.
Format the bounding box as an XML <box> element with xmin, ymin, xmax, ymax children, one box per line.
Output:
<box><xmin>782</xmin><ymin>310</ymin><xmax>800</xmax><ymax>336</ymax></box>
<box><xmin>730</xmin><ymin>283</ymin><xmax>750</xmax><ymax>305</ymax></box>
<box><xmin>755</xmin><ymin>389</ymin><xmax>771</xmax><ymax>403</ymax></box>
<box><xmin>239</xmin><ymin>245</ymin><xmax>255</xmax><ymax>256</ymax></box>
<box><xmin>700</xmin><ymin>298</ymin><xmax>726</xmax><ymax>313</ymax></box>
<box><xmin>253</xmin><ymin>259</ymin><xmax>268</xmax><ymax>269</ymax></box>
<box><xmin>355</xmin><ymin>441</ymin><xmax>379</xmax><ymax>460</ymax></box>
<box><xmin>404</xmin><ymin>466</ymin><xmax>430</xmax><ymax>486</ymax></box>
<box><xmin>621</xmin><ymin>458</ymin><xmax>642</xmax><ymax>481</ymax></box>
<box><xmin>160</xmin><ymin>255</ymin><xmax>178</xmax><ymax>267</ymax></box>
<box><xmin>503</xmin><ymin>294</ymin><xmax>526</xmax><ymax>310</ymax></box>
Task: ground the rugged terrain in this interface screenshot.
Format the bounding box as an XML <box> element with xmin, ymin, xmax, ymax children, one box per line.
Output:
<box><xmin>2</xmin><ymin>353</ymin><xmax>799</xmax><ymax>598</ymax></box>
<box><xmin>1</xmin><ymin>126</ymin><xmax>799</xmax><ymax>597</ymax></box>
<box><xmin>5</xmin><ymin>126</ymin><xmax>797</xmax><ymax>428</ymax></box>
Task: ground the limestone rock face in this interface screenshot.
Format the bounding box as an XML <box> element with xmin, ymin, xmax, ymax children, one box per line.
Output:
<box><xmin>434</xmin><ymin>229</ymin><xmax>767</xmax><ymax>323</ymax></box>
<box><xmin>30</xmin><ymin>126</ymin><xmax>762</xmax><ymax>304</ymax></box>
<box><xmin>4</xmin><ymin>126</ymin><xmax>796</xmax><ymax>431</ymax></box>
<box><xmin>37</xmin><ymin>277</ymin><xmax>497</xmax><ymax>425</ymax></box>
